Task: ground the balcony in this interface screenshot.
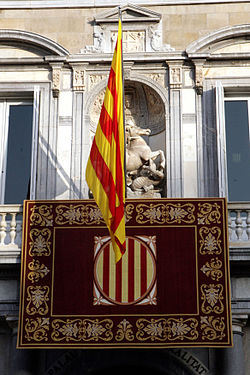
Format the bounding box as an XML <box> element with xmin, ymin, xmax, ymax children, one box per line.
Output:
<box><xmin>0</xmin><ymin>202</ymin><xmax>250</xmax><ymax>263</ymax></box>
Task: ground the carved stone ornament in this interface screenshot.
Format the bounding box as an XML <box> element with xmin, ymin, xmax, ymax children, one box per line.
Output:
<box><xmin>195</xmin><ymin>65</ymin><xmax>204</xmax><ymax>95</ymax></box>
<box><xmin>169</xmin><ymin>66</ymin><xmax>182</xmax><ymax>89</ymax></box>
<box><xmin>89</xmin><ymin>74</ymin><xmax>107</xmax><ymax>90</ymax></box>
<box><xmin>52</xmin><ymin>68</ymin><xmax>61</xmax><ymax>97</ymax></box>
<box><xmin>73</xmin><ymin>69</ymin><xmax>85</xmax><ymax>91</ymax></box>
<box><xmin>149</xmin><ymin>25</ymin><xmax>175</xmax><ymax>52</ymax></box>
<box><xmin>146</xmin><ymin>73</ymin><xmax>165</xmax><ymax>87</ymax></box>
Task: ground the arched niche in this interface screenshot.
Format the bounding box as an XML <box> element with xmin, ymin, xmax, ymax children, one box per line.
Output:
<box><xmin>0</xmin><ymin>29</ymin><xmax>69</xmax><ymax>57</ymax></box>
<box><xmin>88</xmin><ymin>79</ymin><xmax>166</xmax><ymax>159</ymax></box>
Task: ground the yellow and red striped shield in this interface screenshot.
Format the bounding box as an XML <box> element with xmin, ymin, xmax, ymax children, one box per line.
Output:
<box><xmin>94</xmin><ymin>236</ymin><xmax>157</xmax><ymax>305</ymax></box>
<box><xmin>86</xmin><ymin>20</ymin><xmax>125</xmax><ymax>263</ymax></box>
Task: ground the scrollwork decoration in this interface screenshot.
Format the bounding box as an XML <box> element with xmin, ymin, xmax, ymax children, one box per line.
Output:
<box><xmin>26</xmin><ymin>286</ymin><xmax>49</xmax><ymax>315</ymax></box>
<box><xmin>29</xmin><ymin>228</ymin><xmax>51</xmax><ymax>256</ymax></box>
<box><xmin>201</xmin><ymin>284</ymin><xmax>224</xmax><ymax>314</ymax></box>
<box><xmin>24</xmin><ymin>317</ymin><xmax>49</xmax><ymax>342</ymax></box>
<box><xmin>197</xmin><ymin>203</ymin><xmax>221</xmax><ymax>225</ymax></box>
<box><xmin>30</xmin><ymin>205</ymin><xmax>53</xmax><ymax>226</ymax></box>
<box><xmin>200</xmin><ymin>316</ymin><xmax>225</xmax><ymax>341</ymax></box>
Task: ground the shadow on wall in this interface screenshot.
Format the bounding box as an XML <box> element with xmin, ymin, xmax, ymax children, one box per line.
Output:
<box><xmin>39</xmin><ymin>134</ymin><xmax>82</xmax><ymax>199</ymax></box>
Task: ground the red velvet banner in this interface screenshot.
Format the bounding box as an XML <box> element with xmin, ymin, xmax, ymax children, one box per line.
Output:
<box><xmin>17</xmin><ymin>198</ymin><xmax>233</xmax><ymax>348</ymax></box>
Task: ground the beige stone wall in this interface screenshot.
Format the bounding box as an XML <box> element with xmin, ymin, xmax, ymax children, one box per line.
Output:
<box><xmin>1</xmin><ymin>3</ymin><xmax>250</xmax><ymax>53</ymax></box>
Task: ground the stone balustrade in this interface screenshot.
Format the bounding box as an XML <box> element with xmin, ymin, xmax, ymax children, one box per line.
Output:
<box><xmin>0</xmin><ymin>204</ymin><xmax>23</xmax><ymax>263</ymax></box>
<box><xmin>0</xmin><ymin>202</ymin><xmax>250</xmax><ymax>262</ymax></box>
<box><xmin>228</xmin><ymin>202</ymin><xmax>250</xmax><ymax>245</ymax></box>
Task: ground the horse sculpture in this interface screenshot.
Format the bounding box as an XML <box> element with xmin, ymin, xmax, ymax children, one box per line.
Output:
<box><xmin>125</xmin><ymin>120</ymin><xmax>165</xmax><ymax>196</ymax></box>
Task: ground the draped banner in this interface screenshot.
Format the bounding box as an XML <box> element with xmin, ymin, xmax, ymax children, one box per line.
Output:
<box><xmin>17</xmin><ymin>198</ymin><xmax>233</xmax><ymax>348</ymax></box>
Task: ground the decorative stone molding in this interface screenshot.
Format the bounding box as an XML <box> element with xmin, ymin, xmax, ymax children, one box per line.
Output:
<box><xmin>186</xmin><ymin>24</ymin><xmax>250</xmax><ymax>58</ymax></box>
<box><xmin>81</xmin><ymin>4</ymin><xmax>174</xmax><ymax>54</ymax></box>
<box><xmin>0</xmin><ymin>29</ymin><xmax>69</xmax><ymax>56</ymax></box>
<box><xmin>5</xmin><ymin>315</ymin><xmax>19</xmax><ymax>334</ymax></box>
<box><xmin>50</xmin><ymin>63</ymin><xmax>64</xmax><ymax>97</ymax></box>
<box><xmin>70</xmin><ymin>63</ymin><xmax>88</xmax><ymax>91</ymax></box>
<box><xmin>232</xmin><ymin>315</ymin><xmax>248</xmax><ymax>335</ymax></box>
<box><xmin>168</xmin><ymin>65</ymin><xmax>182</xmax><ymax>89</ymax></box>
<box><xmin>149</xmin><ymin>25</ymin><xmax>175</xmax><ymax>53</ymax></box>
<box><xmin>88</xmin><ymin>73</ymin><xmax>107</xmax><ymax>90</ymax></box>
<box><xmin>123</xmin><ymin>62</ymin><xmax>134</xmax><ymax>80</ymax></box>
<box><xmin>145</xmin><ymin>72</ymin><xmax>166</xmax><ymax>87</ymax></box>
<box><xmin>193</xmin><ymin>60</ymin><xmax>205</xmax><ymax>95</ymax></box>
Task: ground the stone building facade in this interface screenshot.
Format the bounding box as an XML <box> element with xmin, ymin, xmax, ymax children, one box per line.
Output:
<box><xmin>0</xmin><ymin>1</ymin><xmax>249</xmax><ymax>374</ymax></box>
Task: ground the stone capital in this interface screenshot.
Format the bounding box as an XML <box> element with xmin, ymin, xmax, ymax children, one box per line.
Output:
<box><xmin>232</xmin><ymin>314</ymin><xmax>248</xmax><ymax>335</ymax></box>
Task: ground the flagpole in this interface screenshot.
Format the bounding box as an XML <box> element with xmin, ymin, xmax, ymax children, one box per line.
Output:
<box><xmin>119</xmin><ymin>6</ymin><xmax>127</xmax><ymax>198</ymax></box>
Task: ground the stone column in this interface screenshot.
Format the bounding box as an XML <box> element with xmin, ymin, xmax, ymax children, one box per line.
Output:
<box><xmin>214</xmin><ymin>315</ymin><xmax>248</xmax><ymax>375</ymax></box>
<box><xmin>167</xmin><ymin>61</ymin><xmax>183</xmax><ymax>198</ymax></box>
<box><xmin>6</xmin><ymin>316</ymin><xmax>38</xmax><ymax>375</ymax></box>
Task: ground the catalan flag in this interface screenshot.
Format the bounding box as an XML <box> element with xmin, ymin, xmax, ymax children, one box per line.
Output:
<box><xmin>86</xmin><ymin>19</ymin><xmax>125</xmax><ymax>263</ymax></box>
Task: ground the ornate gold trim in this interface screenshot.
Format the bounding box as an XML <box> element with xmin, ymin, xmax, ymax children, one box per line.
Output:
<box><xmin>201</xmin><ymin>284</ymin><xmax>224</xmax><ymax>314</ymax></box>
<box><xmin>26</xmin><ymin>286</ymin><xmax>49</xmax><ymax>315</ymax></box>
<box><xmin>51</xmin><ymin>318</ymin><xmax>113</xmax><ymax>342</ymax></box>
<box><xmin>30</xmin><ymin>205</ymin><xmax>53</xmax><ymax>227</ymax></box>
<box><xmin>199</xmin><ymin>227</ymin><xmax>222</xmax><ymax>255</ymax></box>
<box><xmin>24</xmin><ymin>317</ymin><xmax>49</xmax><ymax>342</ymax></box>
<box><xmin>136</xmin><ymin>203</ymin><xmax>195</xmax><ymax>224</ymax></box>
<box><xmin>29</xmin><ymin>228</ymin><xmax>51</xmax><ymax>256</ymax></box>
<box><xmin>28</xmin><ymin>259</ymin><xmax>50</xmax><ymax>283</ymax></box>
<box><xmin>55</xmin><ymin>204</ymin><xmax>104</xmax><ymax>225</ymax></box>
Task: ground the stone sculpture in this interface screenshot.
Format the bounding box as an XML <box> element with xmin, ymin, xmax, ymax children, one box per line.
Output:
<box><xmin>125</xmin><ymin>119</ymin><xmax>165</xmax><ymax>198</ymax></box>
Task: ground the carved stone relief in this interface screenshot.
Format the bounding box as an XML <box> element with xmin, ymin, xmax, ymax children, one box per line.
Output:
<box><xmin>111</xmin><ymin>30</ymin><xmax>145</xmax><ymax>52</ymax></box>
<box><xmin>88</xmin><ymin>74</ymin><xmax>107</xmax><ymax>90</ymax></box>
<box><xmin>80</xmin><ymin>5</ymin><xmax>174</xmax><ymax>54</ymax></box>
<box><xmin>73</xmin><ymin>69</ymin><xmax>85</xmax><ymax>91</ymax></box>
<box><xmin>169</xmin><ymin>66</ymin><xmax>182</xmax><ymax>89</ymax></box>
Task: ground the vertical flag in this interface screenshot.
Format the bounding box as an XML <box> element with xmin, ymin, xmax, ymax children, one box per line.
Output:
<box><xmin>86</xmin><ymin>19</ymin><xmax>126</xmax><ymax>263</ymax></box>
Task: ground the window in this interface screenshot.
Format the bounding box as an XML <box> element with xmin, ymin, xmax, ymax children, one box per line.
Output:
<box><xmin>0</xmin><ymin>97</ymin><xmax>38</xmax><ymax>204</ymax></box>
<box><xmin>224</xmin><ymin>99</ymin><xmax>250</xmax><ymax>201</ymax></box>
<box><xmin>216</xmin><ymin>82</ymin><xmax>250</xmax><ymax>201</ymax></box>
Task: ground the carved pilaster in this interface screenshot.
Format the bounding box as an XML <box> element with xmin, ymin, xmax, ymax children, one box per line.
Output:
<box><xmin>50</xmin><ymin>63</ymin><xmax>63</xmax><ymax>98</ymax></box>
<box><xmin>123</xmin><ymin>62</ymin><xmax>134</xmax><ymax>80</ymax></box>
<box><xmin>193</xmin><ymin>60</ymin><xmax>205</xmax><ymax>95</ymax></box>
<box><xmin>70</xmin><ymin>63</ymin><xmax>88</xmax><ymax>91</ymax></box>
<box><xmin>168</xmin><ymin>65</ymin><xmax>182</xmax><ymax>89</ymax></box>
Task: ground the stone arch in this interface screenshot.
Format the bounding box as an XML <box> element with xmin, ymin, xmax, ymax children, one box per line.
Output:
<box><xmin>85</xmin><ymin>74</ymin><xmax>168</xmax><ymax>141</ymax></box>
<box><xmin>0</xmin><ymin>29</ymin><xmax>69</xmax><ymax>56</ymax></box>
<box><xmin>186</xmin><ymin>24</ymin><xmax>250</xmax><ymax>55</ymax></box>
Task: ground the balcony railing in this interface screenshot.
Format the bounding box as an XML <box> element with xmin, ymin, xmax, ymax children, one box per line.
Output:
<box><xmin>0</xmin><ymin>202</ymin><xmax>250</xmax><ymax>262</ymax></box>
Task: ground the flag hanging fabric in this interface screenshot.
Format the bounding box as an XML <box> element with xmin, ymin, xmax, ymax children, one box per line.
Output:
<box><xmin>86</xmin><ymin>19</ymin><xmax>125</xmax><ymax>263</ymax></box>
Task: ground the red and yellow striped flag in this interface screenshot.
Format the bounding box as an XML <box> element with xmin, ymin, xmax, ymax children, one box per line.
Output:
<box><xmin>86</xmin><ymin>19</ymin><xmax>125</xmax><ymax>263</ymax></box>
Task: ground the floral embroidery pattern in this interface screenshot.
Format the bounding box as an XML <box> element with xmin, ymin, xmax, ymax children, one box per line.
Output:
<box><xmin>29</xmin><ymin>228</ymin><xmax>51</xmax><ymax>256</ymax></box>
<box><xmin>199</xmin><ymin>227</ymin><xmax>222</xmax><ymax>255</ymax></box>
<box><xmin>25</xmin><ymin>317</ymin><xmax>50</xmax><ymax>342</ymax></box>
<box><xmin>26</xmin><ymin>286</ymin><xmax>49</xmax><ymax>315</ymax></box>
<box><xmin>200</xmin><ymin>258</ymin><xmax>223</xmax><ymax>281</ymax></box>
<box><xmin>200</xmin><ymin>316</ymin><xmax>225</xmax><ymax>341</ymax></box>
<box><xmin>201</xmin><ymin>284</ymin><xmax>224</xmax><ymax>314</ymax></box>
<box><xmin>28</xmin><ymin>259</ymin><xmax>50</xmax><ymax>283</ymax></box>
<box><xmin>51</xmin><ymin>319</ymin><xmax>113</xmax><ymax>342</ymax></box>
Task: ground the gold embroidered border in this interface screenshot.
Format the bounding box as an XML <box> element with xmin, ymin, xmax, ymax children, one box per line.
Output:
<box><xmin>136</xmin><ymin>203</ymin><xmax>195</xmax><ymax>224</ymax></box>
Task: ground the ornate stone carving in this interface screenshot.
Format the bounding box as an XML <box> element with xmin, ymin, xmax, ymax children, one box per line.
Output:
<box><xmin>149</xmin><ymin>25</ymin><xmax>175</xmax><ymax>52</ymax></box>
<box><xmin>52</xmin><ymin>68</ymin><xmax>61</xmax><ymax>97</ymax></box>
<box><xmin>89</xmin><ymin>74</ymin><xmax>106</xmax><ymax>89</ymax></box>
<box><xmin>126</xmin><ymin>119</ymin><xmax>165</xmax><ymax>198</ymax></box>
<box><xmin>195</xmin><ymin>65</ymin><xmax>204</xmax><ymax>95</ymax></box>
<box><xmin>147</xmin><ymin>73</ymin><xmax>165</xmax><ymax>87</ymax></box>
<box><xmin>111</xmin><ymin>30</ymin><xmax>145</xmax><ymax>52</ymax></box>
<box><xmin>73</xmin><ymin>69</ymin><xmax>85</xmax><ymax>91</ymax></box>
<box><xmin>169</xmin><ymin>66</ymin><xmax>182</xmax><ymax>89</ymax></box>
<box><xmin>81</xmin><ymin>30</ymin><xmax>104</xmax><ymax>53</ymax></box>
